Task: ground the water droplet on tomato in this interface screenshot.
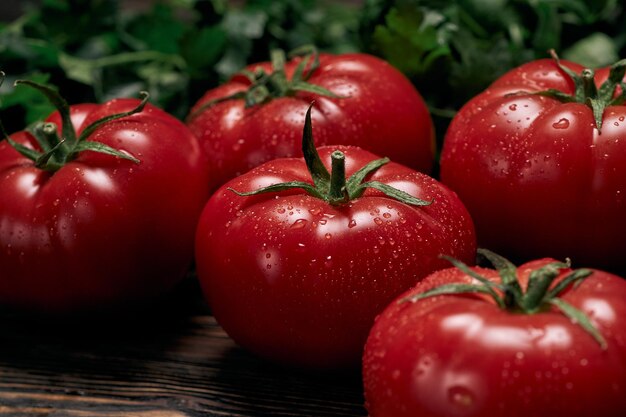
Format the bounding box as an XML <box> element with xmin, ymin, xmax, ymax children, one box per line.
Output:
<box><xmin>348</xmin><ymin>219</ymin><xmax>357</xmax><ymax>228</ymax></box>
<box><xmin>308</xmin><ymin>208</ymin><xmax>322</xmax><ymax>216</ymax></box>
<box><xmin>374</xmin><ymin>217</ymin><xmax>383</xmax><ymax>226</ymax></box>
<box><xmin>324</xmin><ymin>233</ymin><xmax>332</xmax><ymax>239</ymax></box>
<box><xmin>552</xmin><ymin>118</ymin><xmax>570</xmax><ymax>129</ymax></box>
<box><xmin>290</xmin><ymin>219</ymin><xmax>307</xmax><ymax>229</ymax></box>
<box><xmin>509</xmin><ymin>104</ymin><xmax>517</xmax><ymax>111</ymax></box>
<box><xmin>277</xmin><ymin>208</ymin><xmax>285</xmax><ymax>214</ymax></box>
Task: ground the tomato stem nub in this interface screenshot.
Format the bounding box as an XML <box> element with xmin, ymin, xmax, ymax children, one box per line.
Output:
<box><xmin>33</xmin><ymin>123</ymin><xmax>66</xmax><ymax>169</ymax></box>
<box><xmin>581</xmin><ymin>69</ymin><xmax>598</xmax><ymax>100</ymax></box>
<box><xmin>400</xmin><ymin>249</ymin><xmax>607</xmax><ymax>349</ymax></box>
<box><xmin>42</xmin><ymin>123</ymin><xmax>61</xmax><ymax>148</ymax></box>
<box><xmin>329</xmin><ymin>151</ymin><xmax>350</xmax><ymax>204</ymax></box>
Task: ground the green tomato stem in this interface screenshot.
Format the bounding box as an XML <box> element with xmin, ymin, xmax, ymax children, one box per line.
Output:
<box><xmin>41</xmin><ymin>123</ymin><xmax>61</xmax><ymax>148</ymax></box>
<box><xmin>329</xmin><ymin>150</ymin><xmax>349</xmax><ymax>204</ymax></box>
<box><xmin>581</xmin><ymin>69</ymin><xmax>598</xmax><ymax>101</ymax></box>
<box><xmin>527</xmin><ymin>52</ymin><xmax>626</xmax><ymax>132</ymax></box>
<box><xmin>2</xmin><ymin>80</ymin><xmax>144</xmax><ymax>171</ymax></box>
<box><xmin>186</xmin><ymin>46</ymin><xmax>342</xmax><ymax>121</ymax></box>
<box><xmin>15</xmin><ymin>79</ymin><xmax>77</xmax><ymax>147</ymax></box>
<box><xmin>228</xmin><ymin>103</ymin><xmax>431</xmax><ymax>208</ymax></box>
<box><xmin>402</xmin><ymin>249</ymin><xmax>607</xmax><ymax>350</ymax></box>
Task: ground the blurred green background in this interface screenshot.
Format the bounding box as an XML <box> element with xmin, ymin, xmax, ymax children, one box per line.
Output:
<box><xmin>1</xmin><ymin>0</ymin><xmax>624</xmax><ymax>153</ymax></box>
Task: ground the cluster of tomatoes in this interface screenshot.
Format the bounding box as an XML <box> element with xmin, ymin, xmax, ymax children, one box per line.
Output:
<box><xmin>1</xmin><ymin>49</ymin><xmax>626</xmax><ymax>416</ymax></box>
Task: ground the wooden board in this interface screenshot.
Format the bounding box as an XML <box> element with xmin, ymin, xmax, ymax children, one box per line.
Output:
<box><xmin>0</xmin><ymin>281</ymin><xmax>367</xmax><ymax>416</ymax></box>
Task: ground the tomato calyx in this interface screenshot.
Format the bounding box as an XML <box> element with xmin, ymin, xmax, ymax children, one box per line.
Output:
<box><xmin>0</xmin><ymin>73</ymin><xmax>144</xmax><ymax>172</ymax></box>
<box><xmin>228</xmin><ymin>104</ymin><xmax>431</xmax><ymax>207</ymax></box>
<box><xmin>520</xmin><ymin>50</ymin><xmax>626</xmax><ymax>132</ymax></box>
<box><xmin>188</xmin><ymin>46</ymin><xmax>343</xmax><ymax>121</ymax></box>
<box><xmin>401</xmin><ymin>248</ymin><xmax>607</xmax><ymax>349</ymax></box>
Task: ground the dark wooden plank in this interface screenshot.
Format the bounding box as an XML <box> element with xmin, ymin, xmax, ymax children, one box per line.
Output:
<box><xmin>0</xmin><ymin>281</ymin><xmax>367</xmax><ymax>416</ymax></box>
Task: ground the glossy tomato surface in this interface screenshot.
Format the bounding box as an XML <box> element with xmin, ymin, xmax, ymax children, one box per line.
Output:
<box><xmin>195</xmin><ymin>145</ymin><xmax>475</xmax><ymax>369</ymax></box>
<box><xmin>440</xmin><ymin>58</ymin><xmax>626</xmax><ymax>273</ymax></box>
<box><xmin>0</xmin><ymin>99</ymin><xmax>210</xmax><ymax>311</ymax></box>
<box><xmin>363</xmin><ymin>260</ymin><xmax>626</xmax><ymax>417</ymax></box>
<box><xmin>188</xmin><ymin>53</ymin><xmax>434</xmax><ymax>190</ymax></box>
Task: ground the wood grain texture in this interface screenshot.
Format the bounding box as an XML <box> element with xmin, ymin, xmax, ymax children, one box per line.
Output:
<box><xmin>0</xmin><ymin>281</ymin><xmax>367</xmax><ymax>416</ymax></box>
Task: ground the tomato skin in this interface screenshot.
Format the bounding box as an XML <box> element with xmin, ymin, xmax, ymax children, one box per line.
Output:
<box><xmin>440</xmin><ymin>58</ymin><xmax>626</xmax><ymax>273</ymax></box>
<box><xmin>0</xmin><ymin>99</ymin><xmax>210</xmax><ymax>311</ymax></box>
<box><xmin>194</xmin><ymin>146</ymin><xmax>475</xmax><ymax>369</ymax></box>
<box><xmin>188</xmin><ymin>53</ymin><xmax>434</xmax><ymax>191</ymax></box>
<box><xmin>363</xmin><ymin>260</ymin><xmax>626</xmax><ymax>417</ymax></box>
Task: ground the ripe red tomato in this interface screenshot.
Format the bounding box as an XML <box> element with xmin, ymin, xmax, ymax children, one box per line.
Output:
<box><xmin>187</xmin><ymin>50</ymin><xmax>434</xmax><ymax>191</ymax></box>
<box><xmin>363</xmin><ymin>252</ymin><xmax>626</xmax><ymax>417</ymax></box>
<box><xmin>0</xmin><ymin>84</ymin><xmax>210</xmax><ymax>311</ymax></box>
<box><xmin>440</xmin><ymin>54</ymin><xmax>626</xmax><ymax>273</ymax></box>
<box><xmin>194</xmin><ymin>108</ymin><xmax>474</xmax><ymax>369</ymax></box>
